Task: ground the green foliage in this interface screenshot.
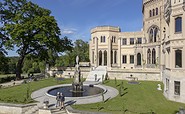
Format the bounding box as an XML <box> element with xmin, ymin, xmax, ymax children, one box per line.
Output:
<box><xmin>0</xmin><ymin>0</ymin><xmax>73</xmax><ymax>79</ymax></box>
<box><xmin>7</xmin><ymin>57</ymin><xmax>18</xmax><ymax>74</ymax></box>
<box><xmin>0</xmin><ymin>52</ymin><xmax>9</xmax><ymax>74</ymax></box>
<box><xmin>55</xmin><ymin>39</ymin><xmax>89</xmax><ymax>67</ymax></box>
<box><xmin>73</xmin><ymin>39</ymin><xmax>89</xmax><ymax>62</ymax></box>
<box><xmin>22</xmin><ymin>55</ymin><xmax>45</xmax><ymax>74</ymax></box>
<box><xmin>0</xmin><ymin>76</ymin><xmax>16</xmax><ymax>83</ymax></box>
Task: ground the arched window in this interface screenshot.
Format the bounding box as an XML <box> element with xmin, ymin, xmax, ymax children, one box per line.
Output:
<box><xmin>92</xmin><ymin>51</ymin><xmax>94</xmax><ymax>64</ymax></box>
<box><xmin>137</xmin><ymin>53</ymin><xmax>142</xmax><ymax>65</ymax></box>
<box><xmin>156</xmin><ymin>8</ymin><xmax>158</xmax><ymax>15</ymax></box>
<box><xmin>149</xmin><ymin>10</ymin><xmax>152</xmax><ymax>17</ymax></box>
<box><xmin>154</xmin><ymin>28</ymin><xmax>158</xmax><ymax>42</ymax></box>
<box><xmin>153</xmin><ymin>9</ymin><xmax>155</xmax><ymax>16</ymax></box>
<box><xmin>149</xmin><ymin>29</ymin><xmax>153</xmax><ymax>43</ymax></box>
<box><xmin>99</xmin><ymin>51</ymin><xmax>102</xmax><ymax>66</ymax></box>
<box><xmin>148</xmin><ymin>26</ymin><xmax>158</xmax><ymax>43</ymax></box>
<box><xmin>175</xmin><ymin>50</ymin><xmax>182</xmax><ymax>68</ymax></box>
<box><xmin>147</xmin><ymin>49</ymin><xmax>151</xmax><ymax>64</ymax></box>
<box><xmin>114</xmin><ymin>51</ymin><xmax>117</xmax><ymax>64</ymax></box>
<box><xmin>175</xmin><ymin>17</ymin><xmax>182</xmax><ymax>33</ymax></box>
<box><xmin>104</xmin><ymin>50</ymin><xmax>107</xmax><ymax>66</ymax></box>
<box><xmin>152</xmin><ymin>49</ymin><xmax>156</xmax><ymax>64</ymax></box>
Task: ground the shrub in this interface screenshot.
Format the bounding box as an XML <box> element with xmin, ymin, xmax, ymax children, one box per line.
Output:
<box><xmin>0</xmin><ymin>76</ymin><xmax>16</xmax><ymax>83</ymax></box>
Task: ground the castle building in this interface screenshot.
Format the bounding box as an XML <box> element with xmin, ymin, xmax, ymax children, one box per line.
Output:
<box><xmin>89</xmin><ymin>0</ymin><xmax>185</xmax><ymax>103</ymax></box>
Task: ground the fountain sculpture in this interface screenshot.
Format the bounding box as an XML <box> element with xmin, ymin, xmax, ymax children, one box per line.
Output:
<box><xmin>47</xmin><ymin>56</ymin><xmax>105</xmax><ymax>97</ymax></box>
<box><xmin>72</xmin><ymin>56</ymin><xmax>83</xmax><ymax>93</ymax></box>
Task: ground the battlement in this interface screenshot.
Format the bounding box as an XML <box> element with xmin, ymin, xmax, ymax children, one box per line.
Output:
<box><xmin>91</xmin><ymin>26</ymin><xmax>121</xmax><ymax>34</ymax></box>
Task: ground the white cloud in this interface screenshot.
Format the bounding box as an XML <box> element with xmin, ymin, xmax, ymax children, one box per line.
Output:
<box><xmin>61</xmin><ymin>28</ymin><xmax>77</xmax><ymax>35</ymax></box>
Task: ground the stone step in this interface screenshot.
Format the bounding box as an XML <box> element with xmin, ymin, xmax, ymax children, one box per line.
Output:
<box><xmin>24</xmin><ymin>105</ymin><xmax>39</xmax><ymax>114</ymax></box>
<box><xmin>86</xmin><ymin>66</ymin><xmax>107</xmax><ymax>83</ymax></box>
<box><xmin>50</xmin><ymin>108</ymin><xmax>67</xmax><ymax>114</ymax></box>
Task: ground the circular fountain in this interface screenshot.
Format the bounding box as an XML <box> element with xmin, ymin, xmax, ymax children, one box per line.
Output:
<box><xmin>46</xmin><ymin>56</ymin><xmax>106</xmax><ymax>98</ymax></box>
<box><xmin>47</xmin><ymin>84</ymin><xmax>105</xmax><ymax>97</ymax></box>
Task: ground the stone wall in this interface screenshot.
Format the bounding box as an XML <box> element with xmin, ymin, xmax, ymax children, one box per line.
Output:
<box><xmin>62</xmin><ymin>67</ymin><xmax>90</xmax><ymax>79</ymax></box>
<box><xmin>0</xmin><ymin>103</ymin><xmax>38</xmax><ymax>114</ymax></box>
<box><xmin>107</xmin><ymin>70</ymin><xmax>161</xmax><ymax>81</ymax></box>
<box><xmin>163</xmin><ymin>70</ymin><xmax>185</xmax><ymax>104</ymax></box>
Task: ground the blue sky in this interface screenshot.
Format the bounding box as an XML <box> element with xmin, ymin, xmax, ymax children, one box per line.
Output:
<box><xmin>7</xmin><ymin>0</ymin><xmax>143</xmax><ymax>56</ymax></box>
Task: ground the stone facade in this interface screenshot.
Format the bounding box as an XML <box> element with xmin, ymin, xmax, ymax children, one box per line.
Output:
<box><xmin>89</xmin><ymin>0</ymin><xmax>185</xmax><ymax>103</ymax></box>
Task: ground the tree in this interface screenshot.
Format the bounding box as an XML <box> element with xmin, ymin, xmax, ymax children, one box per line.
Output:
<box><xmin>7</xmin><ymin>56</ymin><xmax>18</xmax><ymax>74</ymax></box>
<box><xmin>0</xmin><ymin>52</ymin><xmax>9</xmax><ymax>74</ymax></box>
<box><xmin>0</xmin><ymin>0</ymin><xmax>72</xmax><ymax>79</ymax></box>
<box><xmin>55</xmin><ymin>39</ymin><xmax>89</xmax><ymax>67</ymax></box>
<box><xmin>73</xmin><ymin>39</ymin><xmax>89</xmax><ymax>62</ymax></box>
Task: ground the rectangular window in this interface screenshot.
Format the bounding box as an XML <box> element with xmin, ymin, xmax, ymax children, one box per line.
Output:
<box><xmin>130</xmin><ymin>38</ymin><xmax>134</xmax><ymax>45</ymax></box>
<box><xmin>166</xmin><ymin>78</ymin><xmax>169</xmax><ymax>91</ymax></box>
<box><xmin>137</xmin><ymin>38</ymin><xmax>142</xmax><ymax>44</ymax></box>
<box><xmin>122</xmin><ymin>55</ymin><xmax>127</xmax><ymax>64</ymax></box>
<box><xmin>174</xmin><ymin>81</ymin><xmax>180</xmax><ymax>95</ymax></box>
<box><xmin>175</xmin><ymin>50</ymin><xmax>182</xmax><ymax>68</ymax></box>
<box><xmin>175</xmin><ymin>17</ymin><xmax>182</xmax><ymax>33</ymax></box>
<box><xmin>101</xmin><ymin>36</ymin><xmax>106</xmax><ymax>43</ymax></box>
<box><xmin>122</xmin><ymin>38</ymin><xmax>127</xmax><ymax>45</ymax></box>
<box><xmin>130</xmin><ymin>55</ymin><xmax>134</xmax><ymax>64</ymax></box>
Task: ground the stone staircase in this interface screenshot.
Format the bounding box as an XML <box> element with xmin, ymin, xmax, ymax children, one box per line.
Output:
<box><xmin>85</xmin><ymin>66</ymin><xmax>107</xmax><ymax>83</ymax></box>
<box><xmin>50</xmin><ymin>108</ymin><xmax>67</xmax><ymax>114</ymax></box>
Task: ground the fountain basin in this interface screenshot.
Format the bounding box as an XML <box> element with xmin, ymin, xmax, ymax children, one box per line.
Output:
<box><xmin>46</xmin><ymin>84</ymin><xmax>107</xmax><ymax>98</ymax></box>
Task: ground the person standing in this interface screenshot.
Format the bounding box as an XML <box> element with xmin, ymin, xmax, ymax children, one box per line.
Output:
<box><xmin>56</xmin><ymin>92</ymin><xmax>61</xmax><ymax>108</ymax></box>
<box><xmin>60</xmin><ymin>92</ymin><xmax>65</xmax><ymax>110</ymax></box>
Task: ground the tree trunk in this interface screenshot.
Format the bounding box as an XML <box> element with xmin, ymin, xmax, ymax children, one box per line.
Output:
<box><xmin>16</xmin><ymin>56</ymin><xmax>25</xmax><ymax>80</ymax></box>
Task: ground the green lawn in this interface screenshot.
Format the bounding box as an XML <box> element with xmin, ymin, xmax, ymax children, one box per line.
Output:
<box><xmin>0</xmin><ymin>78</ymin><xmax>185</xmax><ymax>114</ymax></box>
<box><xmin>0</xmin><ymin>77</ymin><xmax>73</xmax><ymax>104</ymax></box>
<box><xmin>72</xmin><ymin>80</ymin><xmax>185</xmax><ymax>114</ymax></box>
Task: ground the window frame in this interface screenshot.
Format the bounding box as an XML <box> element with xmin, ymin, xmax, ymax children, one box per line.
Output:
<box><xmin>149</xmin><ymin>10</ymin><xmax>152</xmax><ymax>17</ymax></box>
<box><xmin>174</xmin><ymin>81</ymin><xmax>180</xmax><ymax>95</ymax></box>
<box><xmin>122</xmin><ymin>38</ymin><xmax>127</xmax><ymax>45</ymax></box>
<box><xmin>175</xmin><ymin>17</ymin><xmax>182</xmax><ymax>33</ymax></box>
<box><xmin>156</xmin><ymin>7</ymin><xmax>158</xmax><ymax>15</ymax></box>
<box><xmin>137</xmin><ymin>38</ymin><xmax>142</xmax><ymax>44</ymax></box>
<box><xmin>130</xmin><ymin>38</ymin><xmax>134</xmax><ymax>45</ymax></box>
<box><xmin>137</xmin><ymin>53</ymin><xmax>142</xmax><ymax>65</ymax></box>
<box><xmin>122</xmin><ymin>55</ymin><xmax>127</xmax><ymax>64</ymax></box>
<box><xmin>175</xmin><ymin>49</ymin><xmax>182</xmax><ymax>68</ymax></box>
<box><xmin>130</xmin><ymin>55</ymin><xmax>134</xmax><ymax>64</ymax></box>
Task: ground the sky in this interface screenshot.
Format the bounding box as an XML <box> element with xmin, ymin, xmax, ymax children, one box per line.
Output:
<box><xmin>6</xmin><ymin>0</ymin><xmax>143</xmax><ymax>56</ymax></box>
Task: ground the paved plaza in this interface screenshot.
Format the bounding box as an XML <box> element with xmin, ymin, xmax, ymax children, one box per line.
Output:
<box><xmin>31</xmin><ymin>83</ymin><xmax>118</xmax><ymax>113</ymax></box>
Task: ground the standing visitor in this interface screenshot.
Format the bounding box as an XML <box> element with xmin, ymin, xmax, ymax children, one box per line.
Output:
<box><xmin>56</xmin><ymin>92</ymin><xmax>61</xmax><ymax>108</ymax></box>
<box><xmin>60</xmin><ymin>92</ymin><xmax>65</xmax><ymax>110</ymax></box>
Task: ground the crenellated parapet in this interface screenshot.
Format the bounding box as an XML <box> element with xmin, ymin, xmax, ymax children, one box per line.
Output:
<box><xmin>143</xmin><ymin>0</ymin><xmax>161</xmax><ymax>5</ymax></box>
<box><xmin>91</xmin><ymin>26</ymin><xmax>121</xmax><ymax>34</ymax></box>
